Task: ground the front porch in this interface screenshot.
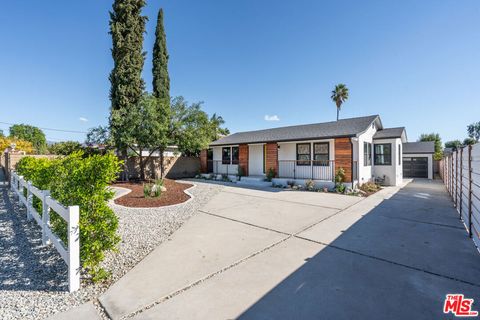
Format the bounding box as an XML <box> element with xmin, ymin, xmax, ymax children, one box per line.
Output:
<box><xmin>201</xmin><ymin>138</ymin><xmax>358</xmax><ymax>184</ymax></box>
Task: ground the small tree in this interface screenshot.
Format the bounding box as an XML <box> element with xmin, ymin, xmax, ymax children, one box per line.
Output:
<box><xmin>127</xmin><ymin>94</ymin><xmax>170</xmax><ymax>180</ymax></box>
<box><xmin>419</xmin><ymin>133</ymin><xmax>443</xmax><ymax>160</ymax></box>
<box><xmin>0</xmin><ymin>137</ymin><xmax>34</xmax><ymax>154</ymax></box>
<box><xmin>467</xmin><ymin>122</ymin><xmax>480</xmax><ymax>142</ymax></box>
<box><xmin>9</xmin><ymin>124</ymin><xmax>47</xmax><ymax>154</ymax></box>
<box><xmin>170</xmin><ymin>97</ymin><xmax>229</xmax><ymax>156</ymax></box>
<box><xmin>445</xmin><ymin>140</ymin><xmax>462</xmax><ymax>151</ymax></box>
<box><xmin>49</xmin><ymin>141</ymin><xmax>83</xmax><ymax>155</ymax></box>
<box><xmin>331</xmin><ymin>84</ymin><xmax>349</xmax><ymax>121</ymax></box>
<box><xmin>463</xmin><ymin>137</ymin><xmax>476</xmax><ymax>146</ymax></box>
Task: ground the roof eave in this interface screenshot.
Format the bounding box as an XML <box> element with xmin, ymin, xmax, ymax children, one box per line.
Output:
<box><xmin>209</xmin><ymin>134</ymin><xmax>356</xmax><ymax>147</ymax></box>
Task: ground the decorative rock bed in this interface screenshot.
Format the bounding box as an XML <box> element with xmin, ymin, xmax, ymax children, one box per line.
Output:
<box><xmin>0</xmin><ymin>179</ymin><xmax>224</xmax><ymax>320</ymax></box>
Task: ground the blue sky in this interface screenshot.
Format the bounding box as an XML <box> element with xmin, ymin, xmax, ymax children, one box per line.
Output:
<box><xmin>0</xmin><ymin>0</ymin><xmax>479</xmax><ymax>143</ymax></box>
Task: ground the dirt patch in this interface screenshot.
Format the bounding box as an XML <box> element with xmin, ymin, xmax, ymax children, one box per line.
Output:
<box><xmin>113</xmin><ymin>179</ymin><xmax>193</xmax><ymax>208</ymax></box>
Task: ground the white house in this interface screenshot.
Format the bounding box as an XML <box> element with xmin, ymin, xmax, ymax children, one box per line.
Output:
<box><xmin>201</xmin><ymin>115</ymin><xmax>434</xmax><ymax>187</ymax></box>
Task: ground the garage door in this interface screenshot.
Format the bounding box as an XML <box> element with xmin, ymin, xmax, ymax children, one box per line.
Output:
<box><xmin>403</xmin><ymin>157</ymin><xmax>428</xmax><ymax>178</ymax></box>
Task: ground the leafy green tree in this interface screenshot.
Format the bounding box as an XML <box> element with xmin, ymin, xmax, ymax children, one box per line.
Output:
<box><xmin>9</xmin><ymin>124</ymin><xmax>47</xmax><ymax>154</ymax></box>
<box><xmin>152</xmin><ymin>8</ymin><xmax>170</xmax><ymax>102</ymax></box>
<box><xmin>109</xmin><ymin>0</ymin><xmax>148</xmax><ymax>167</ymax></box>
<box><xmin>331</xmin><ymin>84</ymin><xmax>349</xmax><ymax>121</ymax></box>
<box><xmin>49</xmin><ymin>141</ymin><xmax>83</xmax><ymax>155</ymax></box>
<box><xmin>170</xmin><ymin>97</ymin><xmax>229</xmax><ymax>156</ymax></box>
<box><xmin>467</xmin><ymin>122</ymin><xmax>480</xmax><ymax>142</ymax></box>
<box><xmin>419</xmin><ymin>133</ymin><xmax>443</xmax><ymax>160</ymax></box>
<box><xmin>127</xmin><ymin>94</ymin><xmax>170</xmax><ymax>179</ymax></box>
<box><xmin>445</xmin><ymin>140</ymin><xmax>462</xmax><ymax>151</ymax></box>
<box><xmin>86</xmin><ymin>126</ymin><xmax>111</xmax><ymax>146</ymax></box>
<box><xmin>0</xmin><ymin>129</ymin><xmax>4</xmax><ymax>137</ymax></box>
<box><xmin>209</xmin><ymin>113</ymin><xmax>230</xmax><ymax>140</ymax></box>
<box><xmin>463</xmin><ymin>137</ymin><xmax>476</xmax><ymax>146</ymax></box>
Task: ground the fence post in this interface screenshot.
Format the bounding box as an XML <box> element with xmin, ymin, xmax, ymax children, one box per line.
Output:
<box><xmin>42</xmin><ymin>191</ymin><xmax>51</xmax><ymax>245</ymax></box>
<box><xmin>26</xmin><ymin>181</ymin><xmax>33</xmax><ymax>221</ymax></box>
<box><xmin>455</xmin><ymin>151</ymin><xmax>458</xmax><ymax>208</ymax></box>
<box><xmin>460</xmin><ymin>148</ymin><xmax>463</xmax><ymax>217</ymax></box>
<box><xmin>468</xmin><ymin>145</ymin><xmax>472</xmax><ymax>238</ymax></box>
<box><xmin>68</xmin><ymin>205</ymin><xmax>80</xmax><ymax>293</ymax></box>
<box><xmin>451</xmin><ymin>154</ymin><xmax>454</xmax><ymax>198</ymax></box>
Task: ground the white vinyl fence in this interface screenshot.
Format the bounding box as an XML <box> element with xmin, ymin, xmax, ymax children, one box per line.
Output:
<box><xmin>440</xmin><ymin>143</ymin><xmax>480</xmax><ymax>250</ymax></box>
<box><xmin>10</xmin><ymin>171</ymin><xmax>80</xmax><ymax>292</ymax></box>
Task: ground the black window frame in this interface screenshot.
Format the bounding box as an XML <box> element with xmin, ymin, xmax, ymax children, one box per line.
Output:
<box><xmin>232</xmin><ymin>146</ymin><xmax>239</xmax><ymax>164</ymax></box>
<box><xmin>296</xmin><ymin>143</ymin><xmax>311</xmax><ymax>166</ymax></box>
<box><xmin>313</xmin><ymin>142</ymin><xmax>329</xmax><ymax>166</ymax></box>
<box><xmin>374</xmin><ymin>143</ymin><xmax>392</xmax><ymax>165</ymax></box>
<box><xmin>222</xmin><ymin>147</ymin><xmax>231</xmax><ymax>164</ymax></box>
<box><xmin>363</xmin><ymin>142</ymin><xmax>372</xmax><ymax>166</ymax></box>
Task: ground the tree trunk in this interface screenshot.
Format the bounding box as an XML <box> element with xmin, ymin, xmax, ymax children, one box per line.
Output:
<box><xmin>336</xmin><ymin>107</ymin><xmax>339</xmax><ymax>121</ymax></box>
<box><xmin>159</xmin><ymin>147</ymin><xmax>165</xmax><ymax>179</ymax></box>
<box><xmin>139</xmin><ymin>150</ymin><xmax>145</xmax><ymax>181</ymax></box>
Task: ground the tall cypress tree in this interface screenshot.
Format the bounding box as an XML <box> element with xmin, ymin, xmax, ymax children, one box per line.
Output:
<box><xmin>109</xmin><ymin>0</ymin><xmax>148</xmax><ymax>152</ymax></box>
<box><xmin>152</xmin><ymin>8</ymin><xmax>170</xmax><ymax>101</ymax></box>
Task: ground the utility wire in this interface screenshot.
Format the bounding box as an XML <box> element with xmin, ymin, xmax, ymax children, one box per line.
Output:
<box><xmin>0</xmin><ymin>121</ymin><xmax>88</xmax><ymax>134</ymax></box>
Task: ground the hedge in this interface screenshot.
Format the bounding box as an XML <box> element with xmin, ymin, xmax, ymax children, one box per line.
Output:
<box><xmin>16</xmin><ymin>152</ymin><xmax>122</xmax><ymax>281</ymax></box>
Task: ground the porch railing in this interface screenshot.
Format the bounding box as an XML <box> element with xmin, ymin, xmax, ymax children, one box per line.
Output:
<box><xmin>207</xmin><ymin>160</ymin><xmax>238</xmax><ymax>175</ymax></box>
<box><xmin>278</xmin><ymin>160</ymin><xmax>336</xmax><ymax>181</ymax></box>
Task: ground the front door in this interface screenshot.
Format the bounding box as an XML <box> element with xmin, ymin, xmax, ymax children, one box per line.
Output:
<box><xmin>248</xmin><ymin>144</ymin><xmax>264</xmax><ymax>176</ymax></box>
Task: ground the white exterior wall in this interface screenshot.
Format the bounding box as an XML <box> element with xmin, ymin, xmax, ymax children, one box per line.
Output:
<box><xmin>277</xmin><ymin>139</ymin><xmax>335</xmax><ymax>180</ymax></box>
<box><xmin>372</xmin><ymin>138</ymin><xmax>403</xmax><ymax>186</ymax></box>
<box><xmin>248</xmin><ymin>144</ymin><xmax>264</xmax><ymax>176</ymax></box>
<box><xmin>403</xmin><ymin>153</ymin><xmax>433</xmax><ymax>179</ymax></box>
<box><xmin>212</xmin><ymin>146</ymin><xmax>238</xmax><ymax>175</ymax></box>
<box><xmin>357</xmin><ymin>122</ymin><xmax>378</xmax><ymax>184</ymax></box>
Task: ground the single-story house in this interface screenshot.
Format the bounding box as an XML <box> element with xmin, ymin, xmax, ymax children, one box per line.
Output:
<box><xmin>200</xmin><ymin>115</ymin><xmax>434</xmax><ymax>187</ymax></box>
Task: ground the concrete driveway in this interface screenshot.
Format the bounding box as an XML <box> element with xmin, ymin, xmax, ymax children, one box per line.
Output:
<box><xmin>98</xmin><ymin>180</ymin><xmax>480</xmax><ymax>320</ymax></box>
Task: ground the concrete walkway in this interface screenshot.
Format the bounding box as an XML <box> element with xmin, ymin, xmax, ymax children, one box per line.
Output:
<box><xmin>99</xmin><ymin>180</ymin><xmax>480</xmax><ymax>320</ymax></box>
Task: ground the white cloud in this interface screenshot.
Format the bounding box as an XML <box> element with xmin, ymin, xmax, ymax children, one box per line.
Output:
<box><xmin>79</xmin><ymin>117</ymin><xmax>88</xmax><ymax>122</ymax></box>
<box><xmin>264</xmin><ymin>114</ymin><xmax>280</xmax><ymax>121</ymax></box>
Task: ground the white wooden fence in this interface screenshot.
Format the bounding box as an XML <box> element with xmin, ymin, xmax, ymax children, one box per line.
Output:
<box><xmin>10</xmin><ymin>171</ymin><xmax>80</xmax><ymax>292</ymax></box>
<box><xmin>440</xmin><ymin>143</ymin><xmax>480</xmax><ymax>250</ymax></box>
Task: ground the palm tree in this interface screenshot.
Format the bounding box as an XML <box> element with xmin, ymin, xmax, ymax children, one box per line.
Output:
<box><xmin>331</xmin><ymin>84</ymin><xmax>349</xmax><ymax>121</ymax></box>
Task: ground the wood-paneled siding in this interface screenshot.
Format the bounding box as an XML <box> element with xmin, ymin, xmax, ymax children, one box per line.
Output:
<box><xmin>200</xmin><ymin>149</ymin><xmax>208</xmax><ymax>173</ymax></box>
<box><xmin>334</xmin><ymin>138</ymin><xmax>353</xmax><ymax>182</ymax></box>
<box><xmin>265</xmin><ymin>142</ymin><xmax>278</xmax><ymax>177</ymax></box>
<box><xmin>239</xmin><ymin>144</ymin><xmax>249</xmax><ymax>176</ymax></box>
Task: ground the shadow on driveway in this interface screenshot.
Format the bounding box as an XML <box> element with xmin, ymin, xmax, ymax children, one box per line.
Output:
<box><xmin>238</xmin><ymin>179</ymin><xmax>480</xmax><ymax>320</ymax></box>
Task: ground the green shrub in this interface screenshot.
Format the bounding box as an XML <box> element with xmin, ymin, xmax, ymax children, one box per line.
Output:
<box><xmin>15</xmin><ymin>151</ymin><xmax>122</xmax><ymax>281</ymax></box>
<box><xmin>143</xmin><ymin>179</ymin><xmax>163</xmax><ymax>198</ymax></box>
<box><xmin>266</xmin><ymin>167</ymin><xmax>276</xmax><ymax>182</ymax></box>
<box><xmin>305</xmin><ymin>179</ymin><xmax>315</xmax><ymax>191</ymax></box>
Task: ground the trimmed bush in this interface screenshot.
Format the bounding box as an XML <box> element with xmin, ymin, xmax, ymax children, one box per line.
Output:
<box><xmin>16</xmin><ymin>151</ymin><xmax>122</xmax><ymax>281</ymax></box>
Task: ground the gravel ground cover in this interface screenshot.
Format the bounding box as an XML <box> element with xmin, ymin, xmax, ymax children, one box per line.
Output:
<box><xmin>0</xmin><ymin>175</ymin><xmax>224</xmax><ymax>320</ymax></box>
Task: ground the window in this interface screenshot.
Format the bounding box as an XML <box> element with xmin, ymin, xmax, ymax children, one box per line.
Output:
<box><xmin>232</xmin><ymin>147</ymin><xmax>239</xmax><ymax>164</ymax></box>
<box><xmin>398</xmin><ymin>144</ymin><xmax>401</xmax><ymax>165</ymax></box>
<box><xmin>296</xmin><ymin>143</ymin><xmax>311</xmax><ymax>166</ymax></box>
<box><xmin>374</xmin><ymin>143</ymin><xmax>392</xmax><ymax>165</ymax></box>
<box><xmin>222</xmin><ymin>147</ymin><xmax>231</xmax><ymax>164</ymax></box>
<box><xmin>363</xmin><ymin>142</ymin><xmax>372</xmax><ymax>166</ymax></box>
<box><xmin>313</xmin><ymin>142</ymin><xmax>329</xmax><ymax>166</ymax></box>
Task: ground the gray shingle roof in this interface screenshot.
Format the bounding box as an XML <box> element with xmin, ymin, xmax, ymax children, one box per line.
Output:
<box><xmin>373</xmin><ymin>127</ymin><xmax>405</xmax><ymax>139</ymax></box>
<box><xmin>403</xmin><ymin>141</ymin><xmax>435</xmax><ymax>154</ymax></box>
<box><xmin>210</xmin><ymin>115</ymin><xmax>380</xmax><ymax>146</ymax></box>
